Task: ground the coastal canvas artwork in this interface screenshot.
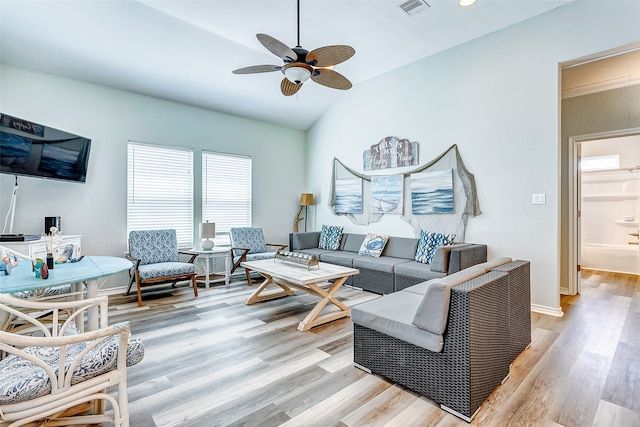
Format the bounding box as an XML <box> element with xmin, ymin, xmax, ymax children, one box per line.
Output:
<box><xmin>335</xmin><ymin>178</ymin><xmax>363</xmax><ymax>214</ymax></box>
<box><xmin>371</xmin><ymin>175</ymin><xmax>403</xmax><ymax>214</ymax></box>
<box><xmin>411</xmin><ymin>169</ymin><xmax>454</xmax><ymax>214</ymax></box>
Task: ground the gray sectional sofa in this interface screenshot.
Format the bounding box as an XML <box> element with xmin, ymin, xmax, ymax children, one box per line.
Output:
<box><xmin>289</xmin><ymin>231</ymin><xmax>487</xmax><ymax>294</ymax></box>
<box><xmin>351</xmin><ymin>258</ymin><xmax>531</xmax><ymax>422</ymax></box>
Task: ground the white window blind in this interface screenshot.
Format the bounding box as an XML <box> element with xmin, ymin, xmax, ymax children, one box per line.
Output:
<box><xmin>202</xmin><ymin>152</ymin><xmax>251</xmax><ymax>244</ymax></box>
<box><xmin>127</xmin><ymin>142</ymin><xmax>194</xmax><ymax>247</ymax></box>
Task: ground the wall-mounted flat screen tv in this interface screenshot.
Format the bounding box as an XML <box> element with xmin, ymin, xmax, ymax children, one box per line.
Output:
<box><xmin>0</xmin><ymin>113</ymin><xmax>91</xmax><ymax>183</ymax></box>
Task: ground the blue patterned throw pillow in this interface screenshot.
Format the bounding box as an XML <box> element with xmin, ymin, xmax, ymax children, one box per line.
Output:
<box><xmin>358</xmin><ymin>233</ymin><xmax>389</xmax><ymax>257</ymax></box>
<box><xmin>415</xmin><ymin>230</ymin><xmax>455</xmax><ymax>264</ymax></box>
<box><xmin>318</xmin><ymin>225</ymin><xmax>344</xmax><ymax>250</ymax></box>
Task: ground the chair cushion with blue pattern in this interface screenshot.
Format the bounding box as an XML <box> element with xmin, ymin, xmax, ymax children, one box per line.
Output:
<box><xmin>0</xmin><ymin>336</ymin><xmax>144</xmax><ymax>405</ymax></box>
<box><xmin>137</xmin><ymin>262</ymin><xmax>196</xmax><ymax>281</ymax></box>
<box><xmin>230</xmin><ymin>227</ymin><xmax>267</xmax><ymax>257</ymax></box>
<box><xmin>129</xmin><ymin>229</ymin><xmax>180</xmax><ymax>265</ymax></box>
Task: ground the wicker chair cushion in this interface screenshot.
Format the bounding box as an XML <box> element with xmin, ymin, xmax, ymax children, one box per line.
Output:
<box><xmin>129</xmin><ymin>229</ymin><xmax>180</xmax><ymax>265</ymax></box>
<box><xmin>230</xmin><ymin>227</ymin><xmax>267</xmax><ymax>256</ymax></box>
<box><xmin>411</xmin><ymin>266</ymin><xmax>488</xmax><ymax>334</ymax></box>
<box><xmin>0</xmin><ymin>336</ymin><xmax>144</xmax><ymax>405</ymax></box>
<box><xmin>351</xmin><ymin>291</ymin><xmax>443</xmax><ymax>352</ymax></box>
<box><xmin>11</xmin><ymin>284</ymin><xmax>88</xmax><ymax>299</ymax></box>
<box><xmin>138</xmin><ymin>262</ymin><xmax>196</xmax><ymax>281</ymax></box>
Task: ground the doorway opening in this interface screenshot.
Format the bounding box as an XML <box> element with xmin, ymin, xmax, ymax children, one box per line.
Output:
<box><xmin>572</xmin><ymin>133</ymin><xmax>640</xmax><ymax>295</ymax></box>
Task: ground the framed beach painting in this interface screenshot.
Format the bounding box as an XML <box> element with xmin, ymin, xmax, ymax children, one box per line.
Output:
<box><xmin>335</xmin><ymin>178</ymin><xmax>363</xmax><ymax>214</ymax></box>
<box><xmin>371</xmin><ymin>175</ymin><xmax>403</xmax><ymax>214</ymax></box>
<box><xmin>411</xmin><ymin>169</ymin><xmax>454</xmax><ymax>214</ymax></box>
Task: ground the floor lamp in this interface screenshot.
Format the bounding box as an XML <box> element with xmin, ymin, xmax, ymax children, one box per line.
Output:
<box><xmin>294</xmin><ymin>193</ymin><xmax>313</xmax><ymax>232</ymax></box>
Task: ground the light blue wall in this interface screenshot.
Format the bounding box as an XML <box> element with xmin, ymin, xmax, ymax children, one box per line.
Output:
<box><xmin>306</xmin><ymin>0</ymin><xmax>640</xmax><ymax>312</ymax></box>
<box><xmin>0</xmin><ymin>65</ymin><xmax>306</xmax><ymax>285</ymax></box>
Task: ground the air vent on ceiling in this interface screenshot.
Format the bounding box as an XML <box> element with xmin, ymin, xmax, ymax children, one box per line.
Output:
<box><xmin>399</xmin><ymin>0</ymin><xmax>430</xmax><ymax>16</ymax></box>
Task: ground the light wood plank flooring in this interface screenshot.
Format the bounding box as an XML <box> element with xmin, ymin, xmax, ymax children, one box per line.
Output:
<box><xmin>102</xmin><ymin>269</ymin><xmax>640</xmax><ymax>426</ymax></box>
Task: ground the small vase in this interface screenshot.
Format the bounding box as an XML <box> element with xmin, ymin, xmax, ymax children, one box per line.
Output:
<box><xmin>46</xmin><ymin>253</ymin><xmax>54</xmax><ymax>270</ymax></box>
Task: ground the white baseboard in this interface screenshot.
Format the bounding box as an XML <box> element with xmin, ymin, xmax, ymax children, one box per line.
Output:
<box><xmin>531</xmin><ymin>304</ymin><xmax>564</xmax><ymax>317</ymax></box>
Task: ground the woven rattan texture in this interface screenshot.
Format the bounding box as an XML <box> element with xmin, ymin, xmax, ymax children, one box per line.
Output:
<box><xmin>393</xmin><ymin>274</ymin><xmax>425</xmax><ymax>292</ymax></box>
<box><xmin>493</xmin><ymin>260</ymin><xmax>531</xmax><ymax>362</ymax></box>
<box><xmin>354</xmin><ymin>271</ymin><xmax>510</xmax><ymax>418</ymax></box>
<box><xmin>353</xmin><ymin>268</ymin><xmax>394</xmax><ymax>294</ymax></box>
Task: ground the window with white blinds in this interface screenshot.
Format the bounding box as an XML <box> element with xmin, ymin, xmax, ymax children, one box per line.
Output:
<box><xmin>202</xmin><ymin>152</ymin><xmax>251</xmax><ymax>244</ymax></box>
<box><xmin>127</xmin><ymin>142</ymin><xmax>194</xmax><ymax>247</ymax></box>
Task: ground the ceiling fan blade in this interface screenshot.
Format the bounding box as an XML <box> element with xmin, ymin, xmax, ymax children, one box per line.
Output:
<box><xmin>306</xmin><ymin>45</ymin><xmax>355</xmax><ymax>67</ymax></box>
<box><xmin>281</xmin><ymin>78</ymin><xmax>303</xmax><ymax>96</ymax></box>
<box><xmin>257</xmin><ymin>33</ymin><xmax>297</xmax><ymax>62</ymax></box>
<box><xmin>311</xmin><ymin>69</ymin><xmax>352</xmax><ymax>90</ymax></box>
<box><xmin>232</xmin><ymin>65</ymin><xmax>281</xmax><ymax>74</ymax></box>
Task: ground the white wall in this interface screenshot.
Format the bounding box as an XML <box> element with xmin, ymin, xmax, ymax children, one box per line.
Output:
<box><xmin>306</xmin><ymin>0</ymin><xmax>640</xmax><ymax>313</ymax></box>
<box><xmin>0</xmin><ymin>65</ymin><xmax>306</xmax><ymax>288</ymax></box>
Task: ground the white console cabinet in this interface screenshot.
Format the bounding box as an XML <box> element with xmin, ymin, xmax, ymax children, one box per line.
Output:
<box><xmin>1</xmin><ymin>235</ymin><xmax>82</xmax><ymax>260</ymax></box>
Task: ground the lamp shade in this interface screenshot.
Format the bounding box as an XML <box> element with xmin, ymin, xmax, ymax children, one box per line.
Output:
<box><xmin>300</xmin><ymin>193</ymin><xmax>314</xmax><ymax>206</ymax></box>
<box><xmin>200</xmin><ymin>221</ymin><xmax>216</xmax><ymax>239</ymax></box>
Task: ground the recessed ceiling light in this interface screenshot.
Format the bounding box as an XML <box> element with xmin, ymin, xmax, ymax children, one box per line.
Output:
<box><xmin>459</xmin><ymin>0</ymin><xmax>477</xmax><ymax>6</ymax></box>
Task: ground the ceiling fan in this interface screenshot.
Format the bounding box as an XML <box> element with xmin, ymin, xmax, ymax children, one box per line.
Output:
<box><xmin>232</xmin><ymin>0</ymin><xmax>355</xmax><ymax>96</ymax></box>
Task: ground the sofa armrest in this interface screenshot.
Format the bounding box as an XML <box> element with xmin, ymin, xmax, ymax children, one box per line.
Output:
<box><xmin>430</xmin><ymin>244</ymin><xmax>471</xmax><ymax>273</ymax></box>
<box><xmin>289</xmin><ymin>232</ymin><xmax>321</xmax><ymax>251</ymax></box>
<box><xmin>447</xmin><ymin>244</ymin><xmax>487</xmax><ymax>274</ymax></box>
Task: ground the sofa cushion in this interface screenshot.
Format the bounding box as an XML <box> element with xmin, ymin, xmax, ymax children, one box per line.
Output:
<box><xmin>394</xmin><ymin>260</ymin><xmax>447</xmax><ymax>281</ymax></box>
<box><xmin>352</xmin><ymin>292</ymin><xmax>444</xmax><ymax>352</ymax></box>
<box><xmin>340</xmin><ymin>233</ymin><xmax>367</xmax><ymax>252</ymax></box>
<box><xmin>319</xmin><ymin>251</ymin><xmax>359</xmax><ymax>267</ymax></box>
<box><xmin>296</xmin><ymin>248</ymin><xmax>330</xmax><ymax>258</ymax></box>
<box><xmin>358</xmin><ymin>233</ymin><xmax>389</xmax><ymax>257</ymax></box>
<box><xmin>415</xmin><ymin>230</ymin><xmax>456</xmax><ymax>264</ymax></box>
<box><xmin>353</xmin><ymin>256</ymin><xmax>411</xmax><ymax>274</ymax></box>
<box><xmin>412</xmin><ymin>267</ymin><xmax>489</xmax><ymax>334</ymax></box>
<box><xmin>404</xmin><ymin>265</ymin><xmax>487</xmax><ymax>296</ymax></box>
<box><xmin>430</xmin><ymin>243</ymin><xmax>471</xmax><ymax>273</ymax></box>
<box><xmin>382</xmin><ymin>236</ymin><xmax>419</xmax><ymax>259</ymax></box>
<box><xmin>318</xmin><ymin>225</ymin><xmax>344</xmax><ymax>250</ymax></box>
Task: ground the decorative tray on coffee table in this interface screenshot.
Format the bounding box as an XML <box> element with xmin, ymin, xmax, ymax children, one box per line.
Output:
<box><xmin>275</xmin><ymin>250</ymin><xmax>319</xmax><ymax>270</ymax></box>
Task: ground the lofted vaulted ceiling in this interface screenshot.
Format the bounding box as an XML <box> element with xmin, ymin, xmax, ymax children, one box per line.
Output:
<box><xmin>0</xmin><ymin>0</ymin><xmax>575</xmax><ymax>131</ymax></box>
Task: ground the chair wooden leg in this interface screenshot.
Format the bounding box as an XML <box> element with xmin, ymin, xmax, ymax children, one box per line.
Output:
<box><xmin>135</xmin><ymin>272</ymin><xmax>143</xmax><ymax>307</ymax></box>
<box><xmin>191</xmin><ymin>275</ymin><xmax>198</xmax><ymax>297</ymax></box>
<box><xmin>245</xmin><ymin>268</ymin><xmax>253</xmax><ymax>286</ymax></box>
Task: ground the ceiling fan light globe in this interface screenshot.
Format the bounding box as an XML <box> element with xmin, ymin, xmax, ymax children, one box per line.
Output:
<box><xmin>284</xmin><ymin>65</ymin><xmax>311</xmax><ymax>84</ymax></box>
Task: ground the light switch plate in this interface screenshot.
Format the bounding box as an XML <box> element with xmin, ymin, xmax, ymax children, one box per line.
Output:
<box><xmin>532</xmin><ymin>193</ymin><xmax>546</xmax><ymax>205</ymax></box>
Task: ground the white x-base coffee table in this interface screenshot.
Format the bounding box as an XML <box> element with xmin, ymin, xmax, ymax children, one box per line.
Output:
<box><xmin>241</xmin><ymin>259</ymin><xmax>359</xmax><ymax>331</ymax></box>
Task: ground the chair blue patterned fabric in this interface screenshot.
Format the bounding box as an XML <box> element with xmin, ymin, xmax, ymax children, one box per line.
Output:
<box><xmin>127</xmin><ymin>229</ymin><xmax>198</xmax><ymax>306</ymax></box>
<box><xmin>229</xmin><ymin>227</ymin><xmax>286</xmax><ymax>285</ymax></box>
<box><xmin>0</xmin><ymin>294</ymin><xmax>142</xmax><ymax>426</ymax></box>
<box><xmin>0</xmin><ymin>335</ymin><xmax>144</xmax><ymax>404</ymax></box>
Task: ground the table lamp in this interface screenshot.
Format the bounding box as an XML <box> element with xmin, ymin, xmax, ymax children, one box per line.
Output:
<box><xmin>200</xmin><ymin>221</ymin><xmax>216</xmax><ymax>249</ymax></box>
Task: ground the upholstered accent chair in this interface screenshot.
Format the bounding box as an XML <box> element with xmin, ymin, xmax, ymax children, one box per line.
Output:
<box><xmin>0</xmin><ymin>294</ymin><xmax>144</xmax><ymax>427</ymax></box>
<box><xmin>229</xmin><ymin>227</ymin><xmax>286</xmax><ymax>285</ymax></box>
<box><xmin>126</xmin><ymin>229</ymin><xmax>198</xmax><ymax>307</ymax></box>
